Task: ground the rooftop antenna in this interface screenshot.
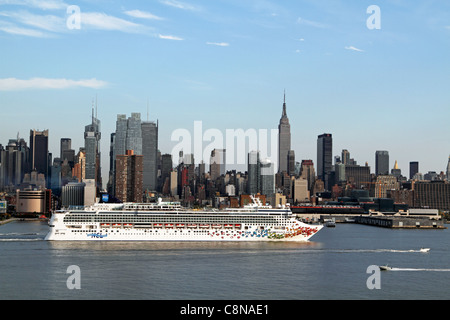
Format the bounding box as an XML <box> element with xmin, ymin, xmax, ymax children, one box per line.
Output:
<box><xmin>91</xmin><ymin>98</ymin><xmax>95</xmax><ymax>124</ymax></box>
<box><xmin>95</xmin><ymin>94</ymin><xmax>98</xmax><ymax>120</ymax></box>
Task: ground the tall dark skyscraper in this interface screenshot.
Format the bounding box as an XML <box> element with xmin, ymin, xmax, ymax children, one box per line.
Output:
<box><xmin>142</xmin><ymin>120</ymin><xmax>158</xmax><ymax>192</ymax></box>
<box><xmin>247</xmin><ymin>150</ymin><xmax>260</xmax><ymax>194</ymax></box>
<box><xmin>29</xmin><ymin>129</ymin><xmax>49</xmax><ymax>183</ymax></box>
<box><xmin>60</xmin><ymin>138</ymin><xmax>71</xmax><ymax>160</ymax></box>
<box><xmin>278</xmin><ymin>92</ymin><xmax>291</xmax><ymax>173</ymax></box>
<box><xmin>409</xmin><ymin>161</ymin><xmax>419</xmax><ymax>180</ymax></box>
<box><xmin>375</xmin><ymin>150</ymin><xmax>389</xmax><ymax>175</ymax></box>
<box><xmin>84</xmin><ymin>106</ymin><xmax>101</xmax><ymax>190</ymax></box>
<box><xmin>287</xmin><ymin>150</ymin><xmax>295</xmax><ymax>176</ymax></box>
<box><xmin>0</xmin><ymin>136</ymin><xmax>29</xmax><ymax>188</ymax></box>
<box><xmin>317</xmin><ymin>133</ymin><xmax>332</xmax><ymax>190</ymax></box>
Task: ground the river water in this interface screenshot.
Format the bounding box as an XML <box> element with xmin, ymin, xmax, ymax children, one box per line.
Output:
<box><xmin>0</xmin><ymin>220</ymin><xmax>449</xmax><ymax>300</ymax></box>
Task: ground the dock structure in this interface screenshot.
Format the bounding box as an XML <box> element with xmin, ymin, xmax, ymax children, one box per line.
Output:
<box><xmin>315</xmin><ymin>208</ymin><xmax>446</xmax><ymax>229</ymax></box>
<box><xmin>354</xmin><ymin>215</ymin><xmax>446</xmax><ymax>229</ymax></box>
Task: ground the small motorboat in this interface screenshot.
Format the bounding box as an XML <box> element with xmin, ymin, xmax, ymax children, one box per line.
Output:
<box><xmin>379</xmin><ymin>265</ymin><xmax>392</xmax><ymax>271</ymax></box>
<box><xmin>419</xmin><ymin>248</ymin><xmax>430</xmax><ymax>253</ymax></box>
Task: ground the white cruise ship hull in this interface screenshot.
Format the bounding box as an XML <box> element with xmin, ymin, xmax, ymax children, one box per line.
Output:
<box><xmin>45</xmin><ymin>202</ymin><xmax>323</xmax><ymax>242</ymax></box>
<box><xmin>45</xmin><ymin>223</ymin><xmax>322</xmax><ymax>242</ymax></box>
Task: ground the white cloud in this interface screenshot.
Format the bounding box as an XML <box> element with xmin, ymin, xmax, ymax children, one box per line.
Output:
<box><xmin>0</xmin><ymin>10</ymin><xmax>65</xmax><ymax>32</ymax></box>
<box><xmin>159</xmin><ymin>34</ymin><xmax>183</xmax><ymax>40</ymax></box>
<box><xmin>81</xmin><ymin>12</ymin><xmax>144</xmax><ymax>33</ymax></box>
<box><xmin>0</xmin><ymin>77</ymin><xmax>108</xmax><ymax>91</ymax></box>
<box><xmin>0</xmin><ymin>20</ymin><xmax>50</xmax><ymax>36</ymax></box>
<box><xmin>206</xmin><ymin>42</ymin><xmax>229</xmax><ymax>47</ymax></box>
<box><xmin>0</xmin><ymin>8</ymin><xmax>147</xmax><ymax>35</ymax></box>
<box><xmin>0</xmin><ymin>0</ymin><xmax>68</xmax><ymax>10</ymax></box>
<box><xmin>345</xmin><ymin>46</ymin><xmax>364</xmax><ymax>52</ymax></box>
<box><xmin>124</xmin><ymin>9</ymin><xmax>164</xmax><ymax>21</ymax></box>
<box><xmin>159</xmin><ymin>0</ymin><xmax>200</xmax><ymax>11</ymax></box>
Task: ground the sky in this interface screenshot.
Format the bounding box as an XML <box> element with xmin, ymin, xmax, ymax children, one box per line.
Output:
<box><xmin>0</xmin><ymin>0</ymin><xmax>449</xmax><ymax>186</ymax></box>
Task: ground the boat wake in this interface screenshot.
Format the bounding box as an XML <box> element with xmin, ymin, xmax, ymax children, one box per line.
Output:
<box><xmin>0</xmin><ymin>238</ymin><xmax>43</xmax><ymax>242</ymax></box>
<box><xmin>376</xmin><ymin>248</ymin><xmax>430</xmax><ymax>253</ymax></box>
<box><xmin>324</xmin><ymin>248</ymin><xmax>430</xmax><ymax>254</ymax></box>
<box><xmin>389</xmin><ymin>267</ymin><xmax>450</xmax><ymax>272</ymax></box>
<box><xmin>0</xmin><ymin>233</ymin><xmax>44</xmax><ymax>241</ymax></box>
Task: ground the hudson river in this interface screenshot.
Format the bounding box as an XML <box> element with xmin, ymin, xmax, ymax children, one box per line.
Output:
<box><xmin>1</xmin><ymin>220</ymin><xmax>449</xmax><ymax>300</ymax></box>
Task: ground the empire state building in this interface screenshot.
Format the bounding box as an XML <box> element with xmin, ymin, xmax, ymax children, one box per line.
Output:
<box><xmin>278</xmin><ymin>92</ymin><xmax>291</xmax><ymax>173</ymax></box>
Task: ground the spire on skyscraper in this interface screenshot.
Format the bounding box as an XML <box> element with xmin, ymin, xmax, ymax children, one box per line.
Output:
<box><xmin>281</xmin><ymin>90</ymin><xmax>287</xmax><ymax>118</ymax></box>
<box><xmin>278</xmin><ymin>91</ymin><xmax>291</xmax><ymax>173</ymax></box>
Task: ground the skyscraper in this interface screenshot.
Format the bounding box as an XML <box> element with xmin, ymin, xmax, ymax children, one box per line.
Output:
<box><xmin>342</xmin><ymin>149</ymin><xmax>350</xmax><ymax>165</ymax></box>
<box><xmin>278</xmin><ymin>92</ymin><xmax>291</xmax><ymax>173</ymax></box>
<box><xmin>375</xmin><ymin>150</ymin><xmax>389</xmax><ymax>175</ymax></box>
<box><xmin>84</xmin><ymin>107</ymin><xmax>101</xmax><ymax>189</ymax></box>
<box><xmin>247</xmin><ymin>150</ymin><xmax>260</xmax><ymax>194</ymax></box>
<box><xmin>210</xmin><ymin>149</ymin><xmax>226</xmax><ymax>180</ymax></box>
<box><xmin>300</xmin><ymin>159</ymin><xmax>315</xmax><ymax>192</ymax></box>
<box><xmin>114</xmin><ymin>113</ymin><xmax>142</xmax><ymax>158</ymax></box>
<box><xmin>0</xmin><ymin>137</ymin><xmax>29</xmax><ymax>188</ymax></box>
<box><xmin>141</xmin><ymin>120</ymin><xmax>158</xmax><ymax>191</ymax></box>
<box><xmin>29</xmin><ymin>129</ymin><xmax>49</xmax><ymax>184</ymax></box>
<box><xmin>287</xmin><ymin>150</ymin><xmax>295</xmax><ymax>176</ymax></box>
<box><xmin>409</xmin><ymin>161</ymin><xmax>419</xmax><ymax>180</ymax></box>
<box><xmin>60</xmin><ymin>138</ymin><xmax>71</xmax><ymax>160</ymax></box>
<box><xmin>126</xmin><ymin>113</ymin><xmax>143</xmax><ymax>156</ymax></box>
<box><xmin>112</xmin><ymin>113</ymin><xmax>143</xmax><ymax>196</ymax></box>
<box><xmin>317</xmin><ymin>133</ymin><xmax>332</xmax><ymax>190</ymax></box>
<box><xmin>115</xmin><ymin>150</ymin><xmax>143</xmax><ymax>203</ymax></box>
<box><xmin>260</xmin><ymin>158</ymin><xmax>275</xmax><ymax>196</ymax></box>
<box><xmin>160</xmin><ymin>153</ymin><xmax>173</xmax><ymax>193</ymax></box>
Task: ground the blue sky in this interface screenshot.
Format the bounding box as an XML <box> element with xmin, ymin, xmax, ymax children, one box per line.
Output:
<box><xmin>1</xmin><ymin>0</ymin><xmax>449</xmax><ymax>182</ymax></box>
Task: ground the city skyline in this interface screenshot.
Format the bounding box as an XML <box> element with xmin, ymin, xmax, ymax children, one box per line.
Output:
<box><xmin>1</xmin><ymin>0</ymin><xmax>449</xmax><ymax>180</ymax></box>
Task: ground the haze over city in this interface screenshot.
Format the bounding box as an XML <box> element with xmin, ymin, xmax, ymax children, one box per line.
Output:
<box><xmin>1</xmin><ymin>0</ymin><xmax>449</xmax><ymax>184</ymax></box>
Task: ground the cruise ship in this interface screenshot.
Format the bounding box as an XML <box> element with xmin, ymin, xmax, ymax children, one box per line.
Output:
<box><xmin>45</xmin><ymin>197</ymin><xmax>323</xmax><ymax>241</ymax></box>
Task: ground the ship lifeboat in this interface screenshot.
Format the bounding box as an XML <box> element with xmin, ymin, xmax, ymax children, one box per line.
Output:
<box><xmin>124</xmin><ymin>224</ymin><xmax>133</xmax><ymax>228</ymax></box>
<box><xmin>176</xmin><ymin>224</ymin><xmax>185</xmax><ymax>228</ymax></box>
<box><xmin>234</xmin><ymin>224</ymin><xmax>241</xmax><ymax>229</ymax></box>
<box><xmin>224</xmin><ymin>224</ymin><xmax>233</xmax><ymax>228</ymax></box>
<box><xmin>101</xmin><ymin>223</ymin><xmax>110</xmax><ymax>227</ymax></box>
<box><xmin>154</xmin><ymin>223</ymin><xmax>163</xmax><ymax>228</ymax></box>
<box><xmin>112</xmin><ymin>224</ymin><xmax>121</xmax><ymax>228</ymax></box>
<box><xmin>199</xmin><ymin>224</ymin><xmax>210</xmax><ymax>228</ymax></box>
<box><xmin>187</xmin><ymin>224</ymin><xmax>197</xmax><ymax>228</ymax></box>
<box><xmin>212</xmin><ymin>224</ymin><xmax>222</xmax><ymax>229</ymax></box>
<box><xmin>165</xmin><ymin>224</ymin><xmax>174</xmax><ymax>228</ymax></box>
